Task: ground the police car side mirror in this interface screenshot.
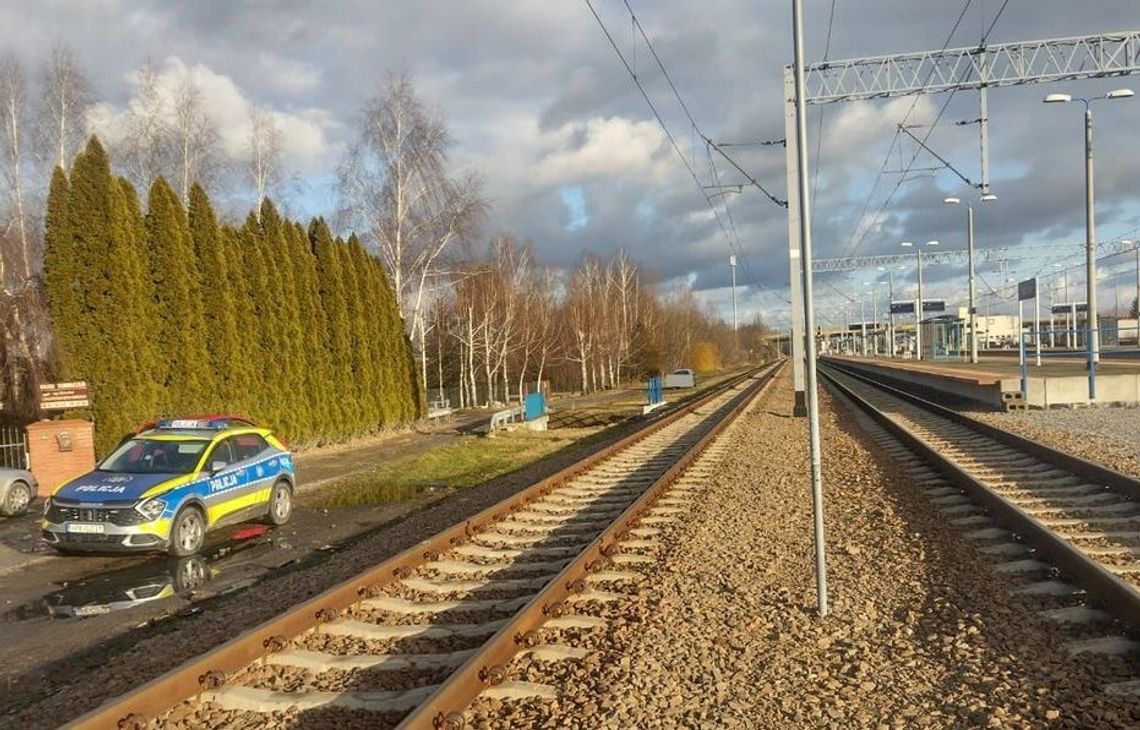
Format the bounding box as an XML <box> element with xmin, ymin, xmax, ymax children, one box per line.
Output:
<box><xmin>210</xmin><ymin>461</ymin><xmax>227</xmax><ymax>474</ymax></box>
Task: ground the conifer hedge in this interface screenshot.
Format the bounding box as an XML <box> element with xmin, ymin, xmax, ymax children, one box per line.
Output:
<box><xmin>42</xmin><ymin>138</ymin><xmax>422</xmax><ymax>454</ymax></box>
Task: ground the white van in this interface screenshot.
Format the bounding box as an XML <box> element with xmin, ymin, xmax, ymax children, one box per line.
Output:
<box><xmin>663</xmin><ymin>368</ymin><xmax>696</xmax><ymax>389</ymax></box>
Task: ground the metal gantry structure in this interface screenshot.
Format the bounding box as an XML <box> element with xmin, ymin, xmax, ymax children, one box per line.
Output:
<box><xmin>803</xmin><ymin>32</ymin><xmax>1140</xmax><ymax>102</ymax></box>
<box><xmin>811</xmin><ymin>238</ymin><xmax>1140</xmax><ymax>273</ymax></box>
<box><xmin>784</xmin><ymin>30</ymin><xmax>1140</xmax><ymax>414</ymax></box>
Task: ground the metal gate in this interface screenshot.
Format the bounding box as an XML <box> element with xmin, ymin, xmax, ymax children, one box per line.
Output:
<box><xmin>0</xmin><ymin>426</ymin><xmax>28</xmax><ymax>470</ymax></box>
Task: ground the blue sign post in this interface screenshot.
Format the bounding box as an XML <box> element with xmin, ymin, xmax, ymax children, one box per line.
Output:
<box><xmin>524</xmin><ymin>392</ymin><xmax>546</xmax><ymax>421</ymax></box>
<box><xmin>647</xmin><ymin>377</ymin><xmax>663</xmax><ymax>406</ymax></box>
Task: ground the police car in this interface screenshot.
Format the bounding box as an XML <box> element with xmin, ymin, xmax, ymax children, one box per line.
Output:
<box><xmin>42</xmin><ymin>417</ymin><xmax>294</xmax><ymax>556</ymax></box>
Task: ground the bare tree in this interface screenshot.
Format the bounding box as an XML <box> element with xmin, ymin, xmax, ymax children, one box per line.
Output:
<box><xmin>171</xmin><ymin>76</ymin><xmax>222</xmax><ymax>203</ymax></box>
<box><xmin>0</xmin><ymin>54</ymin><xmax>32</xmax><ymax>286</ymax></box>
<box><xmin>337</xmin><ymin>70</ymin><xmax>486</xmax><ymax>389</ymax></box>
<box><xmin>247</xmin><ymin>104</ymin><xmax>281</xmax><ymax>212</ymax></box>
<box><xmin>37</xmin><ymin>42</ymin><xmax>94</xmax><ymax>172</ymax></box>
<box><xmin>119</xmin><ymin>60</ymin><xmax>171</xmax><ymax>190</ymax></box>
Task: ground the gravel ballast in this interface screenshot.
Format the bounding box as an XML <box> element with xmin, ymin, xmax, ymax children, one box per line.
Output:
<box><xmin>473</xmin><ymin>372</ymin><xmax>1140</xmax><ymax>729</ymax></box>
<box><xmin>972</xmin><ymin>408</ymin><xmax>1140</xmax><ymax>481</ymax></box>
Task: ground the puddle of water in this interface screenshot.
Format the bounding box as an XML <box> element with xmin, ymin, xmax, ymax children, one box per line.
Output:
<box><xmin>3</xmin><ymin>531</ymin><xmax>286</xmax><ymax>621</ymax></box>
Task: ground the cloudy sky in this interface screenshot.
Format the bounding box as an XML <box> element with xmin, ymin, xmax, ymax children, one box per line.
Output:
<box><xmin>5</xmin><ymin>1</ymin><xmax>1140</xmax><ymax>328</ymax></box>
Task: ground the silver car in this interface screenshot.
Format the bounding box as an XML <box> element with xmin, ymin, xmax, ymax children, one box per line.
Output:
<box><xmin>0</xmin><ymin>468</ymin><xmax>37</xmax><ymax>517</ymax></box>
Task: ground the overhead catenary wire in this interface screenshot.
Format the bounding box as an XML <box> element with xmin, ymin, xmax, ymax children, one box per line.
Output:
<box><xmin>621</xmin><ymin>0</ymin><xmax>787</xmax><ymax>213</ymax></box>
<box><xmin>582</xmin><ymin>0</ymin><xmax>750</xmax><ymax>281</ymax></box>
<box><xmin>981</xmin><ymin>0</ymin><xmax>1012</xmax><ymax>45</ymax></box>
<box><xmin>585</xmin><ymin>0</ymin><xmax>777</xmax><ymax>300</ymax></box>
<box><xmin>704</xmin><ymin>142</ymin><xmax>772</xmax><ymax>296</ymax></box>
<box><xmin>625</xmin><ymin>0</ymin><xmax>786</xmax><ymax>206</ymax></box>
<box><xmin>618</xmin><ymin>0</ymin><xmax>787</xmax><ymax>284</ymax></box>
<box><xmin>842</xmin><ymin>0</ymin><xmax>975</xmax><ymax>255</ymax></box>
<box><xmin>810</xmin><ymin>0</ymin><xmax>838</xmax><ymax>209</ymax></box>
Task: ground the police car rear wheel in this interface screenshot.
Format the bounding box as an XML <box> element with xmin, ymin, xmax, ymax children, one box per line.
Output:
<box><xmin>169</xmin><ymin>507</ymin><xmax>205</xmax><ymax>557</ymax></box>
<box><xmin>267</xmin><ymin>481</ymin><xmax>292</xmax><ymax>526</ymax></box>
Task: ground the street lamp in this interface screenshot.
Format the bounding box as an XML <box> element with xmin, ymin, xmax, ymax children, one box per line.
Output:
<box><xmin>1043</xmin><ymin>87</ymin><xmax>1134</xmax><ymax>396</ymax></box>
<box><xmin>944</xmin><ymin>193</ymin><xmax>998</xmax><ymax>363</ymax></box>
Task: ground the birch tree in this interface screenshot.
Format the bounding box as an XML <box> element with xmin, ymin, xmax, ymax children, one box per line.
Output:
<box><xmin>0</xmin><ymin>54</ymin><xmax>31</xmax><ymax>285</ymax></box>
<box><xmin>171</xmin><ymin>76</ymin><xmax>222</xmax><ymax>203</ymax></box>
<box><xmin>247</xmin><ymin>105</ymin><xmax>281</xmax><ymax>211</ymax></box>
<box><xmin>121</xmin><ymin>60</ymin><xmax>172</xmax><ymax>191</ymax></box>
<box><xmin>37</xmin><ymin>42</ymin><xmax>94</xmax><ymax>172</ymax></box>
<box><xmin>337</xmin><ymin>70</ymin><xmax>485</xmax><ymax>390</ymax></box>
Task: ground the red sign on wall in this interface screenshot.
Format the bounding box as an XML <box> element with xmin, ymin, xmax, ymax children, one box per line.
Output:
<box><xmin>39</xmin><ymin>382</ymin><xmax>91</xmax><ymax>411</ymax></box>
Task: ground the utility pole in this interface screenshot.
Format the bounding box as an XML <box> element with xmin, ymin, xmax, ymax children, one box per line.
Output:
<box><xmin>888</xmin><ymin>271</ymin><xmax>895</xmax><ymax>358</ymax></box>
<box><xmin>916</xmin><ymin>249</ymin><xmax>924</xmax><ymax>360</ymax></box>
<box><xmin>791</xmin><ymin>0</ymin><xmax>827</xmax><ymax>618</ymax></box>
<box><xmin>872</xmin><ymin>286</ymin><xmax>879</xmax><ymax>356</ymax></box>
<box><xmin>1130</xmin><ymin>240</ymin><xmax>1140</xmax><ymax>328</ymax></box>
<box><xmin>1085</xmin><ymin>105</ymin><xmax>1099</xmax><ymax>377</ymax></box>
<box><xmin>1035</xmin><ymin>282</ymin><xmax>1042</xmax><ymax>366</ymax></box>
<box><xmin>730</xmin><ymin>254</ymin><xmax>739</xmax><ymax>333</ymax></box>
<box><xmin>967</xmin><ymin>206</ymin><xmax>977</xmax><ymax>363</ymax></box>
<box><xmin>860</xmin><ymin>293</ymin><xmax>867</xmax><ymax>356</ymax></box>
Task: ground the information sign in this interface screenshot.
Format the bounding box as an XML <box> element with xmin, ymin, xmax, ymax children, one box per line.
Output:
<box><xmin>39</xmin><ymin>381</ymin><xmax>90</xmax><ymax>411</ymax></box>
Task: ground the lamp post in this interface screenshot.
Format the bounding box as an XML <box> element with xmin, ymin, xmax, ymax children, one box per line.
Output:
<box><xmin>944</xmin><ymin>194</ymin><xmax>998</xmax><ymax>363</ymax></box>
<box><xmin>902</xmin><ymin>240</ymin><xmax>939</xmax><ymax>360</ymax></box>
<box><xmin>1044</xmin><ymin>88</ymin><xmax>1134</xmax><ymax>397</ymax></box>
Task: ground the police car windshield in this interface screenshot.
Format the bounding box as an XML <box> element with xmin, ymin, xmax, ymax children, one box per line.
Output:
<box><xmin>99</xmin><ymin>438</ymin><xmax>208</xmax><ymax>474</ymax></box>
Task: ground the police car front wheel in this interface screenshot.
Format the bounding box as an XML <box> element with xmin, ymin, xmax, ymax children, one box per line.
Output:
<box><xmin>169</xmin><ymin>506</ymin><xmax>206</xmax><ymax>557</ymax></box>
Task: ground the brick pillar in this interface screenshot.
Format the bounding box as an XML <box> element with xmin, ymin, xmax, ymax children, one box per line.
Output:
<box><xmin>26</xmin><ymin>420</ymin><xmax>96</xmax><ymax>497</ymax></box>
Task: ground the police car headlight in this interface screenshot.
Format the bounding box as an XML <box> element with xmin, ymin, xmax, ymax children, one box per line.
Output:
<box><xmin>136</xmin><ymin>498</ymin><xmax>167</xmax><ymax>521</ymax></box>
<box><xmin>43</xmin><ymin>496</ymin><xmax>52</xmax><ymax>517</ymax></box>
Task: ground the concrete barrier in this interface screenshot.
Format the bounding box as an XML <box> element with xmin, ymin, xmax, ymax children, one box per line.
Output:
<box><xmin>1023</xmin><ymin>374</ymin><xmax>1140</xmax><ymax>408</ymax></box>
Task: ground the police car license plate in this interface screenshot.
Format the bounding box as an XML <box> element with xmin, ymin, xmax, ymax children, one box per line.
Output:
<box><xmin>73</xmin><ymin>605</ymin><xmax>113</xmax><ymax>616</ymax></box>
<box><xmin>67</xmin><ymin>523</ymin><xmax>105</xmax><ymax>534</ymax></box>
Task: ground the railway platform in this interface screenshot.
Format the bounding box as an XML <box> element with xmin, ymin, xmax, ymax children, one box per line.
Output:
<box><xmin>824</xmin><ymin>355</ymin><xmax>1140</xmax><ymax>410</ymax></box>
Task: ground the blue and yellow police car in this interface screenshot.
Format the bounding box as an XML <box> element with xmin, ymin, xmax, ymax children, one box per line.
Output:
<box><xmin>42</xmin><ymin>417</ymin><xmax>294</xmax><ymax>556</ymax></box>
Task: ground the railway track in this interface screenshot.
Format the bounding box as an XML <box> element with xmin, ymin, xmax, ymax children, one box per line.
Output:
<box><xmin>66</xmin><ymin>361</ymin><xmax>782</xmax><ymax>730</ymax></box>
<box><xmin>823</xmin><ymin>361</ymin><xmax>1140</xmax><ymax>693</ymax></box>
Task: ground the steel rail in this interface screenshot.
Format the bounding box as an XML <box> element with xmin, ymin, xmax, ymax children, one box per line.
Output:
<box><xmin>820</xmin><ymin>361</ymin><xmax>1140</xmax><ymax>627</ymax></box>
<box><xmin>64</xmin><ymin>362</ymin><xmax>778</xmax><ymax>730</ymax></box>
<box><xmin>402</xmin><ymin>361</ymin><xmax>783</xmax><ymax>728</ymax></box>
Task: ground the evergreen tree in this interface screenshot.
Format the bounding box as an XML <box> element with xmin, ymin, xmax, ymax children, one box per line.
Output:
<box><xmin>336</xmin><ymin>237</ymin><xmax>370</xmax><ymax>431</ymax></box>
<box><xmin>114</xmin><ymin>177</ymin><xmax>163</xmax><ymax>422</ymax></box>
<box><xmin>226</xmin><ymin>221</ymin><xmax>265</xmax><ymax>419</ymax></box>
<box><xmin>43</xmin><ymin>139</ymin><xmax>422</xmax><ymax>449</ymax></box>
<box><xmin>51</xmin><ymin>138</ymin><xmax>157</xmax><ymax>452</ymax></box>
<box><xmin>189</xmin><ymin>183</ymin><xmax>242</xmax><ymax>411</ymax></box>
<box><xmin>310</xmin><ymin>218</ymin><xmax>352</xmax><ymax>437</ymax></box>
<box><xmin>371</xmin><ymin>251</ymin><xmax>422</xmax><ymax>419</ymax></box>
<box><xmin>238</xmin><ymin>213</ymin><xmax>280</xmax><ymax>428</ymax></box>
<box><xmin>42</xmin><ymin>167</ymin><xmax>75</xmax><ymax>376</ymax></box>
<box><xmin>144</xmin><ymin>178</ymin><xmax>213</xmax><ymax>413</ymax></box>
<box><xmin>257</xmin><ymin>200</ymin><xmax>305</xmax><ymax>438</ymax></box>
<box><xmin>348</xmin><ymin>238</ymin><xmax>384</xmax><ymax>426</ymax></box>
<box><xmin>286</xmin><ymin>221</ymin><xmax>332</xmax><ymax>439</ymax></box>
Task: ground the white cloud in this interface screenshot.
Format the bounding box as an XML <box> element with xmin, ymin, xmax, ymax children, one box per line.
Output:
<box><xmin>535</xmin><ymin>116</ymin><xmax>671</xmax><ymax>185</ymax></box>
<box><xmin>85</xmin><ymin>56</ymin><xmax>336</xmax><ymax>175</ymax></box>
